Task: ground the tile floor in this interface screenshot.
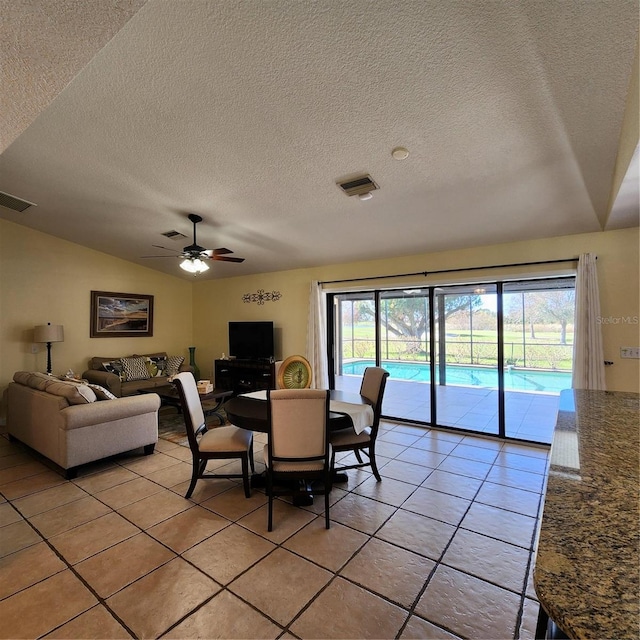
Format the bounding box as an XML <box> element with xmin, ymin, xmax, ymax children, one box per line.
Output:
<box><xmin>0</xmin><ymin>420</ymin><xmax>550</xmax><ymax>639</ymax></box>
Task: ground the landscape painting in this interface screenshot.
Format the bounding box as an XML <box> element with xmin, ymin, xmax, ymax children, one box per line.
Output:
<box><xmin>90</xmin><ymin>291</ymin><xmax>154</xmax><ymax>338</ymax></box>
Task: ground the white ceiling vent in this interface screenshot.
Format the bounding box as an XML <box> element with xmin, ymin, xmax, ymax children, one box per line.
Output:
<box><xmin>161</xmin><ymin>230</ymin><xmax>188</xmax><ymax>240</ymax></box>
<box><xmin>336</xmin><ymin>174</ymin><xmax>379</xmax><ymax>197</ymax></box>
<box><xmin>0</xmin><ymin>191</ymin><xmax>36</xmax><ymax>212</ymax></box>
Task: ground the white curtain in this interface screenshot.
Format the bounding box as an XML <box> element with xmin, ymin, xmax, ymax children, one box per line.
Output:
<box><xmin>306</xmin><ymin>280</ymin><xmax>329</xmax><ymax>389</ymax></box>
<box><xmin>572</xmin><ymin>253</ymin><xmax>606</xmax><ymax>390</ymax></box>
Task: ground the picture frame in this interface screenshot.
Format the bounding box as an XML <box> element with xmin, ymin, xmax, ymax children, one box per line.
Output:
<box><xmin>90</xmin><ymin>291</ymin><xmax>154</xmax><ymax>338</ymax></box>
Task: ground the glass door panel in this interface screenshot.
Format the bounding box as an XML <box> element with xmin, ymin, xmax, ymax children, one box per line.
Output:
<box><xmin>379</xmin><ymin>290</ymin><xmax>431</xmax><ymax>422</ymax></box>
<box><xmin>502</xmin><ymin>278</ymin><xmax>575</xmax><ymax>444</ymax></box>
<box><xmin>434</xmin><ymin>284</ymin><xmax>499</xmax><ymax>435</ymax></box>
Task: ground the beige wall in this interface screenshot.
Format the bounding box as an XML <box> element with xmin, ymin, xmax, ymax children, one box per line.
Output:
<box><xmin>0</xmin><ymin>219</ymin><xmax>193</xmax><ymax>396</ymax></box>
<box><xmin>1</xmin><ymin>220</ymin><xmax>638</xmax><ymax>411</ymax></box>
<box><xmin>193</xmin><ymin>227</ymin><xmax>640</xmax><ymax>393</ymax></box>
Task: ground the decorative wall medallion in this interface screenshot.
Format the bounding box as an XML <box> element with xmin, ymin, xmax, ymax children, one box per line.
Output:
<box><xmin>242</xmin><ymin>289</ymin><xmax>282</xmax><ymax>305</ymax></box>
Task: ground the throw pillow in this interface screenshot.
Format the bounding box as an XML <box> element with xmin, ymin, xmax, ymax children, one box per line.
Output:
<box><xmin>44</xmin><ymin>379</ymin><xmax>96</xmax><ymax>404</ymax></box>
<box><xmin>145</xmin><ymin>355</ymin><xmax>167</xmax><ymax>378</ymax></box>
<box><xmin>165</xmin><ymin>355</ymin><xmax>185</xmax><ymax>377</ymax></box>
<box><xmin>121</xmin><ymin>356</ymin><xmax>151</xmax><ymax>382</ymax></box>
<box><xmin>102</xmin><ymin>360</ymin><xmax>125</xmax><ymax>381</ymax></box>
<box><xmin>86</xmin><ymin>383</ymin><xmax>117</xmax><ymax>400</ymax></box>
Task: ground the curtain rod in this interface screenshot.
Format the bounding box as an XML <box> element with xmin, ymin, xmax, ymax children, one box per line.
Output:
<box><xmin>319</xmin><ymin>257</ymin><xmax>580</xmax><ymax>286</ymax></box>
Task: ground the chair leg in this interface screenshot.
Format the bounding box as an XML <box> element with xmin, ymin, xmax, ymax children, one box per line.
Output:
<box><xmin>185</xmin><ymin>460</ymin><xmax>200</xmax><ymax>499</ymax></box>
<box><xmin>354</xmin><ymin>449</ymin><xmax>364</xmax><ymax>463</ymax></box>
<box><xmin>369</xmin><ymin>446</ymin><xmax>382</xmax><ymax>482</ymax></box>
<box><xmin>248</xmin><ymin>443</ymin><xmax>255</xmax><ymax>473</ymax></box>
<box><xmin>324</xmin><ymin>490</ymin><xmax>330</xmax><ymax>529</ymax></box>
<box><xmin>241</xmin><ymin>455</ymin><xmax>251</xmax><ymax>498</ymax></box>
<box><xmin>267</xmin><ymin>473</ymin><xmax>274</xmax><ymax>532</ymax></box>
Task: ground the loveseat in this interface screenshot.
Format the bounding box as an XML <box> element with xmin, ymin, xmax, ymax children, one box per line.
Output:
<box><xmin>82</xmin><ymin>352</ymin><xmax>191</xmax><ymax>397</ymax></box>
<box><xmin>7</xmin><ymin>372</ymin><xmax>160</xmax><ymax>478</ymax></box>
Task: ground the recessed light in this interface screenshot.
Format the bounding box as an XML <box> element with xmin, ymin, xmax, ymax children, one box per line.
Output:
<box><xmin>391</xmin><ymin>147</ymin><xmax>409</xmax><ymax>160</ymax></box>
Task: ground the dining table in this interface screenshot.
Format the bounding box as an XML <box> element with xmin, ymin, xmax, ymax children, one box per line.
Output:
<box><xmin>224</xmin><ymin>389</ymin><xmax>374</xmax><ymax>498</ymax></box>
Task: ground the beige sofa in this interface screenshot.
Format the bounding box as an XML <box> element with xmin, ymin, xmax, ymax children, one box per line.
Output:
<box><xmin>7</xmin><ymin>372</ymin><xmax>160</xmax><ymax>478</ymax></box>
<box><xmin>82</xmin><ymin>351</ymin><xmax>191</xmax><ymax>397</ymax></box>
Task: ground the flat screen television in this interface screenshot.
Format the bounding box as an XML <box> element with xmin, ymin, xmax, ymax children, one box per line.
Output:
<box><xmin>228</xmin><ymin>321</ymin><xmax>274</xmax><ymax>360</ymax></box>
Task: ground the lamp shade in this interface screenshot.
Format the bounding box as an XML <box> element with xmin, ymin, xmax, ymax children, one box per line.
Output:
<box><xmin>34</xmin><ymin>324</ymin><xmax>64</xmax><ymax>343</ymax></box>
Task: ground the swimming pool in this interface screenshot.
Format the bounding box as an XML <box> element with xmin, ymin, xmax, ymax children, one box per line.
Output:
<box><xmin>341</xmin><ymin>360</ymin><xmax>572</xmax><ymax>393</ymax></box>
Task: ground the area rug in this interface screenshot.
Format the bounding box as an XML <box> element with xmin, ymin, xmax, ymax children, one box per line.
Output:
<box><xmin>157</xmin><ymin>407</ymin><xmax>229</xmax><ymax>446</ymax></box>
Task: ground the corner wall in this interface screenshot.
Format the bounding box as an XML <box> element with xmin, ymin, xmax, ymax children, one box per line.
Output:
<box><xmin>0</xmin><ymin>219</ymin><xmax>193</xmax><ymax>394</ymax></box>
<box><xmin>193</xmin><ymin>227</ymin><xmax>640</xmax><ymax>393</ymax></box>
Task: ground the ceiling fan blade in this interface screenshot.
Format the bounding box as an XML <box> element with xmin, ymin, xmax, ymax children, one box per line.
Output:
<box><xmin>141</xmin><ymin>254</ymin><xmax>180</xmax><ymax>258</ymax></box>
<box><xmin>212</xmin><ymin>247</ymin><xmax>233</xmax><ymax>255</ymax></box>
<box><xmin>212</xmin><ymin>255</ymin><xmax>245</xmax><ymax>263</ymax></box>
<box><xmin>152</xmin><ymin>244</ymin><xmax>179</xmax><ymax>252</ymax></box>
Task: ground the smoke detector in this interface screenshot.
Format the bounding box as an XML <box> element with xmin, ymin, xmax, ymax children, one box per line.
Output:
<box><xmin>336</xmin><ymin>174</ymin><xmax>379</xmax><ymax>199</ymax></box>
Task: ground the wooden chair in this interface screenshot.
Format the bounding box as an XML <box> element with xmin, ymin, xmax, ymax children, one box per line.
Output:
<box><xmin>330</xmin><ymin>367</ymin><xmax>389</xmax><ymax>481</ymax></box>
<box><xmin>172</xmin><ymin>372</ymin><xmax>254</xmax><ymax>499</ymax></box>
<box><xmin>265</xmin><ymin>389</ymin><xmax>332</xmax><ymax>531</ymax></box>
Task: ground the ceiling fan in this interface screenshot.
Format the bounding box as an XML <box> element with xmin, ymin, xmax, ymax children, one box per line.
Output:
<box><xmin>142</xmin><ymin>213</ymin><xmax>244</xmax><ymax>274</ymax></box>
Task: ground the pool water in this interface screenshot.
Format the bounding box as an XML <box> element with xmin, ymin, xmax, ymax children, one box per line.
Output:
<box><xmin>342</xmin><ymin>360</ymin><xmax>572</xmax><ymax>393</ymax></box>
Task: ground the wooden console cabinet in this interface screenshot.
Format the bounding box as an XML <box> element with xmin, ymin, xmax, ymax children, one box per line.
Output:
<box><xmin>214</xmin><ymin>359</ymin><xmax>275</xmax><ymax>396</ymax></box>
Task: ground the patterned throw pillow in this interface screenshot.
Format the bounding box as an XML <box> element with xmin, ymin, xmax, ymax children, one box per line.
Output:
<box><xmin>165</xmin><ymin>355</ymin><xmax>185</xmax><ymax>377</ymax></box>
<box><xmin>87</xmin><ymin>383</ymin><xmax>117</xmax><ymax>400</ymax></box>
<box><xmin>102</xmin><ymin>360</ymin><xmax>125</xmax><ymax>381</ymax></box>
<box><xmin>121</xmin><ymin>356</ymin><xmax>151</xmax><ymax>382</ymax></box>
<box><xmin>146</xmin><ymin>356</ymin><xmax>167</xmax><ymax>378</ymax></box>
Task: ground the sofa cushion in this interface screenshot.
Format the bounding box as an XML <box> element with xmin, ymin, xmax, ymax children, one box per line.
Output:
<box><xmin>165</xmin><ymin>355</ymin><xmax>185</xmax><ymax>377</ymax></box>
<box><xmin>121</xmin><ymin>357</ymin><xmax>151</xmax><ymax>382</ymax></box>
<box><xmin>101</xmin><ymin>360</ymin><xmax>125</xmax><ymax>380</ymax></box>
<box><xmin>145</xmin><ymin>355</ymin><xmax>167</xmax><ymax>378</ymax></box>
<box><xmin>86</xmin><ymin>383</ymin><xmax>117</xmax><ymax>400</ymax></box>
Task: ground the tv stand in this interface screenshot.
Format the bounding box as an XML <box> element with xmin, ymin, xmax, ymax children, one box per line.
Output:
<box><xmin>214</xmin><ymin>359</ymin><xmax>275</xmax><ymax>396</ymax></box>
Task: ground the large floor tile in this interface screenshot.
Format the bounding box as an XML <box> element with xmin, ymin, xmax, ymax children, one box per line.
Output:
<box><xmin>330</xmin><ymin>493</ymin><xmax>397</xmax><ymax>534</ymax></box>
<box><xmin>164</xmin><ymin>590</ymin><xmax>281</xmax><ymax>639</ymax></box>
<box><xmin>28</xmin><ymin>495</ymin><xmax>111</xmax><ymax>537</ymax></box>
<box><xmin>0</xmin><ymin>569</ymin><xmax>97</xmax><ymax>639</ymax></box>
<box><xmin>415</xmin><ymin>565</ymin><xmax>521</xmax><ymax>640</ymax></box>
<box><xmin>419</xmin><ymin>469</ymin><xmax>483</xmax><ymax>500</ymax></box>
<box><xmin>73</xmin><ymin>466</ymin><xmax>139</xmax><ymax>494</ymax></box>
<box><xmin>401</xmin><ymin>487</ymin><xmax>471</xmax><ymax>526</ymax></box>
<box><xmin>74</xmin><ymin>532</ymin><xmax>176</xmax><ymax>598</ymax></box>
<box><xmin>0</xmin><ymin>470</ymin><xmax>67</xmax><ymax>500</ymax></box>
<box><xmin>146</xmin><ymin>505</ymin><xmax>230</xmax><ymax>553</ymax></box>
<box><xmin>460</xmin><ymin>502</ymin><xmax>537</xmax><ymax>548</ymax></box>
<box><xmin>474</xmin><ymin>481</ymin><xmax>543</xmax><ymax>517</ymax></box>
<box><xmin>106</xmin><ymin>558</ymin><xmax>219</xmax><ymax>639</ymax></box>
<box><xmin>229</xmin><ymin>548</ymin><xmax>332</xmax><ymax>627</ymax></box>
<box><xmin>48</xmin><ymin>512</ymin><xmax>139</xmax><ymax>564</ymax></box>
<box><xmin>183</xmin><ymin>523</ymin><xmax>276</xmax><ymax>585</ymax></box>
<box><xmin>379</xmin><ymin>459</ymin><xmax>434</xmax><ymax>485</ymax></box>
<box><xmin>340</xmin><ymin>537</ymin><xmax>435</xmax><ymax>608</ymax></box>
<box><xmin>95</xmin><ymin>476</ymin><xmax>165</xmax><ymax>509</ymax></box>
<box><xmin>200</xmin><ymin>485</ymin><xmax>267</xmax><ymax>520</ymax></box>
<box><xmin>353</xmin><ymin>475</ymin><xmax>419</xmax><ymax>506</ymax></box>
<box><xmin>116</xmin><ymin>489</ymin><xmax>191</xmax><ymax>529</ymax></box>
<box><xmin>0</xmin><ymin>519</ymin><xmax>43</xmax><ymax>558</ymax></box>
<box><xmin>238</xmin><ymin>499</ymin><xmax>317</xmax><ymax>543</ymax></box>
<box><xmin>400</xmin><ymin>614</ymin><xmax>462</xmax><ymax>639</ymax></box>
<box><xmin>283</xmin><ymin>518</ymin><xmax>369</xmax><ymax>572</ymax></box>
<box><xmin>11</xmin><ymin>482</ymin><xmax>87</xmax><ymax>518</ymax></box>
<box><xmin>441</xmin><ymin>528</ymin><xmax>529</xmax><ymax>592</ymax></box>
<box><xmin>0</xmin><ymin>541</ymin><xmax>66</xmax><ymax>600</ymax></box>
<box><xmin>375</xmin><ymin>508</ymin><xmax>456</xmax><ymax>561</ymax></box>
<box><xmin>43</xmin><ymin>604</ymin><xmax>132</xmax><ymax>639</ymax></box>
<box><xmin>290</xmin><ymin>576</ymin><xmax>407</xmax><ymax>639</ymax></box>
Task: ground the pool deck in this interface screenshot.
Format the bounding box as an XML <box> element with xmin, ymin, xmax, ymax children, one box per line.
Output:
<box><xmin>335</xmin><ymin>375</ymin><xmax>561</xmax><ymax>444</ymax></box>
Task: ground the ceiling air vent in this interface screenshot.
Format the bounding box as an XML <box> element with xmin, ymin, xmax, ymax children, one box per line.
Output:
<box><xmin>0</xmin><ymin>191</ymin><xmax>36</xmax><ymax>212</ymax></box>
<box><xmin>336</xmin><ymin>174</ymin><xmax>379</xmax><ymax>197</ymax></box>
<box><xmin>161</xmin><ymin>230</ymin><xmax>188</xmax><ymax>240</ymax></box>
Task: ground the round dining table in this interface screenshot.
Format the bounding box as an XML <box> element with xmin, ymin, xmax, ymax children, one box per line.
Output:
<box><xmin>224</xmin><ymin>389</ymin><xmax>371</xmax><ymax>433</ymax></box>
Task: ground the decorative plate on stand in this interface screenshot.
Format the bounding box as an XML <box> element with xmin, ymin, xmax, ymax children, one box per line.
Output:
<box><xmin>277</xmin><ymin>355</ymin><xmax>312</xmax><ymax>389</ymax></box>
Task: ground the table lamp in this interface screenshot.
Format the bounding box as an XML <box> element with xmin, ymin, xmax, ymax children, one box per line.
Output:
<box><xmin>34</xmin><ymin>322</ymin><xmax>64</xmax><ymax>375</ymax></box>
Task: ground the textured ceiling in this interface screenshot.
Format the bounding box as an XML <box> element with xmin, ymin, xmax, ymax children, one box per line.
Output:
<box><xmin>1</xmin><ymin>1</ymin><xmax>638</xmax><ymax>280</ymax></box>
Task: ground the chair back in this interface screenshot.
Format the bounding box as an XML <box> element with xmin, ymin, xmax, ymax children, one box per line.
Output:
<box><xmin>359</xmin><ymin>367</ymin><xmax>389</xmax><ymax>433</ymax></box>
<box><xmin>172</xmin><ymin>372</ymin><xmax>206</xmax><ymax>453</ymax></box>
<box><xmin>267</xmin><ymin>388</ymin><xmax>330</xmax><ymax>471</ymax></box>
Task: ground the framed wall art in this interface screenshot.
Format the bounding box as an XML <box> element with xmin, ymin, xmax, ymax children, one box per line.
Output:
<box><xmin>90</xmin><ymin>291</ymin><xmax>154</xmax><ymax>338</ymax></box>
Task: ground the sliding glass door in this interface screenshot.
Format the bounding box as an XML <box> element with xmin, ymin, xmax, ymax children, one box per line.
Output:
<box><xmin>328</xmin><ymin>276</ymin><xmax>575</xmax><ymax>444</ymax></box>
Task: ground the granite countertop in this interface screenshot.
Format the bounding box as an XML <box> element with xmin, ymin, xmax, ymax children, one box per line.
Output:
<box><xmin>534</xmin><ymin>389</ymin><xmax>640</xmax><ymax>639</ymax></box>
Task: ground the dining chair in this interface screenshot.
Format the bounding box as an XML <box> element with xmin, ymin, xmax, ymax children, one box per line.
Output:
<box><xmin>172</xmin><ymin>372</ymin><xmax>254</xmax><ymax>499</ymax></box>
<box><xmin>330</xmin><ymin>366</ymin><xmax>389</xmax><ymax>481</ymax></box>
<box><xmin>265</xmin><ymin>388</ymin><xmax>332</xmax><ymax>531</ymax></box>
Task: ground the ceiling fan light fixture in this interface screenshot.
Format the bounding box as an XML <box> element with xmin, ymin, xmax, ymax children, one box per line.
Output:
<box><xmin>180</xmin><ymin>258</ymin><xmax>209</xmax><ymax>274</ymax></box>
